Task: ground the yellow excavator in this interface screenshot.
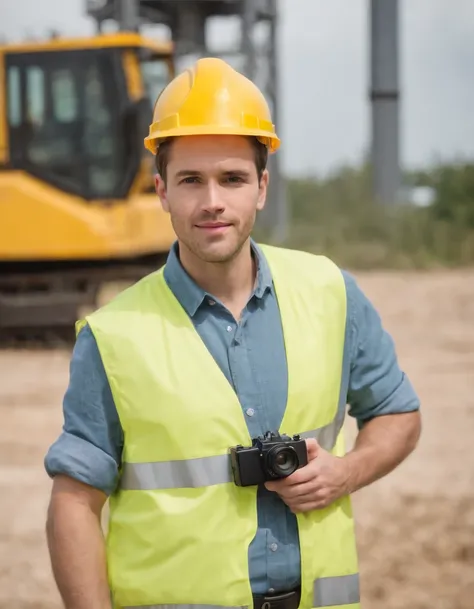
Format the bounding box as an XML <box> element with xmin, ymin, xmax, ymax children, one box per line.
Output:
<box><xmin>0</xmin><ymin>31</ymin><xmax>176</xmax><ymax>340</ymax></box>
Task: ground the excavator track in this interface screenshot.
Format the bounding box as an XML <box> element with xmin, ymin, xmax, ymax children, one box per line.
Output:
<box><xmin>0</xmin><ymin>326</ymin><xmax>77</xmax><ymax>350</ymax></box>
<box><xmin>0</xmin><ymin>254</ymin><xmax>167</xmax><ymax>349</ymax></box>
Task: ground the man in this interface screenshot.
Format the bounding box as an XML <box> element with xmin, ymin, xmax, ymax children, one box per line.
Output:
<box><xmin>44</xmin><ymin>58</ymin><xmax>421</xmax><ymax>609</ymax></box>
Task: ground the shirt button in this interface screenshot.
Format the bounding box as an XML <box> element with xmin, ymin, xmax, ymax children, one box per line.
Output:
<box><xmin>226</xmin><ymin>325</ymin><xmax>233</xmax><ymax>332</ymax></box>
<box><xmin>245</xmin><ymin>408</ymin><xmax>255</xmax><ymax>417</ymax></box>
<box><xmin>268</xmin><ymin>588</ymin><xmax>275</xmax><ymax>594</ymax></box>
<box><xmin>208</xmin><ymin>299</ymin><xmax>216</xmax><ymax>306</ymax></box>
<box><xmin>270</xmin><ymin>543</ymin><xmax>278</xmax><ymax>552</ymax></box>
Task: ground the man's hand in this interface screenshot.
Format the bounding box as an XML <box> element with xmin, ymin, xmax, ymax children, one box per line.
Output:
<box><xmin>264</xmin><ymin>412</ymin><xmax>422</xmax><ymax>514</ymax></box>
<box><xmin>264</xmin><ymin>439</ymin><xmax>352</xmax><ymax>513</ymax></box>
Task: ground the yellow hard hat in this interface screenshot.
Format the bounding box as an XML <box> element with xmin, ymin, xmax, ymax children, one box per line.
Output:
<box><xmin>144</xmin><ymin>57</ymin><xmax>280</xmax><ymax>155</ymax></box>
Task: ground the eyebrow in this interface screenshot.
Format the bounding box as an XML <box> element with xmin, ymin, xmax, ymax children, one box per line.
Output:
<box><xmin>223</xmin><ymin>170</ymin><xmax>251</xmax><ymax>178</ymax></box>
<box><xmin>175</xmin><ymin>170</ymin><xmax>200</xmax><ymax>178</ymax></box>
<box><xmin>175</xmin><ymin>169</ymin><xmax>251</xmax><ymax>179</ymax></box>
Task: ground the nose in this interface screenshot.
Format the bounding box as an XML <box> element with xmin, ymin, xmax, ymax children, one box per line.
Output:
<box><xmin>202</xmin><ymin>180</ymin><xmax>225</xmax><ymax>214</ymax></box>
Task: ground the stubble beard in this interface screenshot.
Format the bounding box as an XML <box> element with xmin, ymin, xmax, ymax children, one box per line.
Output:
<box><xmin>179</xmin><ymin>221</ymin><xmax>254</xmax><ymax>265</ymax></box>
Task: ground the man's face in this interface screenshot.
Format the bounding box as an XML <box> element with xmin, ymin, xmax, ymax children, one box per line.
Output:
<box><xmin>155</xmin><ymin>135</ymin><xmax>269</xmax><ymax>264</ymax></box>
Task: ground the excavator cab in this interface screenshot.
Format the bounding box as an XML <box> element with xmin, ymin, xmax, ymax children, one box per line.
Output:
<box><xmin>2</xmin><ymin>32</ymin><xmax>170</xmax><ymax>201</ymax></box>
<box><xmin>0</xmin><ymin>33</ymin><xmax>176</xmax><ymax>340</ymax></box>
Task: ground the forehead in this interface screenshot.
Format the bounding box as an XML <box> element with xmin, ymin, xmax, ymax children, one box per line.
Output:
<box><xmin>167</xmin><ymin>135</ymin><xmax>255</xmax><ymax>171</ymax></box>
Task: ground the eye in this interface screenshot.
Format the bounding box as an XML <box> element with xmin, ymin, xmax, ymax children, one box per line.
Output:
<box><xmin>226</xmin><ymin>175</ymin><xmax>245</xmax><ymax>184</ymax></box>
<box><xmin>180</xmin><ymin>176</ymin><xmax>200</xmax><ymax>184</ymax></box>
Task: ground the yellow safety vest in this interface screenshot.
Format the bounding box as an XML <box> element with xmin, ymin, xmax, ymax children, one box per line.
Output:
<box><xmin>79</xmin><ymin>244</ymin><xmax>360</xmax><ymax>609</ymax></box>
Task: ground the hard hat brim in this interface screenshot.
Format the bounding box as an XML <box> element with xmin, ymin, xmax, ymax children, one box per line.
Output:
<box><xmin>144</xmin><ymin>125</ymin><xmax>280</xmax><ymax>155</ymax></box>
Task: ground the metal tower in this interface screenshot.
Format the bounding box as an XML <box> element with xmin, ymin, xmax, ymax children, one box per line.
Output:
<box><xmin>86</xmin><ymin>0</ymin><xmax>288</xmax><ymax>242</ymax></box>
<box><xmin>370</xmin><ymin>0</ymin><xmax>400</xmax><ymax>205</ymax></box>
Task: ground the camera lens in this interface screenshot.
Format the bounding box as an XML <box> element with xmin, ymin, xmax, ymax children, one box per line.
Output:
<box><xmin>265</xmin><ymin>445</ymin><xmax>299</xmax><ymax>478</ymax></box>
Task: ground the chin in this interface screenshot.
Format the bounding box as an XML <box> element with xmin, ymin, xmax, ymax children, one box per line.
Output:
<box><xmin>198</xmin><ymin>249</ymin><xmax>236</xmax><ymax>264</ymax></box>
<box><xmin>195</xmin><ymin>241</ymin><xmax>242</xmax><ymax>264</ymax></box>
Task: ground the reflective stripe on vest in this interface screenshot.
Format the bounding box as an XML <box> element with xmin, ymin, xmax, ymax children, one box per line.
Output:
<box><xmin>120</xmin><ymin>417</ymin><xmax>343</xmax><ymax>491</ymax></box>
<box><xmin>313</xmin><ymin>573</ymin><xmax>360</xmax><ymax>607</ymax></box>
<box><xmin>121</xmin><ymin>573</ymin><xmax>360</xmax><ymax>608</ymax></box>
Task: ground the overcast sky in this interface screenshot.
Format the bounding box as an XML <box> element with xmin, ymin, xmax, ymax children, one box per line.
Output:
<box><xmin>2</xmin><ymin>0</ymin><xmax>473</xmax><ymax>177</ymax></box>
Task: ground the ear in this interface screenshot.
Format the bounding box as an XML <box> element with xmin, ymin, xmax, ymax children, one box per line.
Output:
<box><xmin>155</xmin><ymin>174</ymin><xmax>169</xmax><ymax>213</ymax></box>
<box><xmin>256</xmin><ymin>169</ymin><xmax>269</xmax><ymax>212</ymax></box>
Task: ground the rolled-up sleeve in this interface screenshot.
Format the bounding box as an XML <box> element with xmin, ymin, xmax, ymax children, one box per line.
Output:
<box><xmin>44</xmin><ymin>324</ymin><xmax>123</xmax><ymax>495</ymax></box>
<box><xmin>343</xmin><ymin>271</ymin><xmax>420</xmax><ymax>424</ymax></box>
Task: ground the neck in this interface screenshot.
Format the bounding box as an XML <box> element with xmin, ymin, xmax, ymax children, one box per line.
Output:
<box><xmin>178</xmin><ymin>240</ymin><xmax>256</xmax><ymax>314</ymax></box>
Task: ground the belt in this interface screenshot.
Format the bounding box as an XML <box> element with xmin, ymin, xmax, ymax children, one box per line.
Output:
<box><xmin>253</xmin><ymin>588</ymin><xmax>301</xmax><ymax>609</ymax></box>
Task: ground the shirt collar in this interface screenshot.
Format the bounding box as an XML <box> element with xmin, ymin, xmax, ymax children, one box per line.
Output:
<box><xmin>163</xmin><ymin>239</ymin><xmax>273</xmax><ymax>318</ymax></box>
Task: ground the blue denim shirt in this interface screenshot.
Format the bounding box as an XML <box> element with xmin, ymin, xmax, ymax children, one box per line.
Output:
<box><xmin>44</xmin><ymin>240</ymin><xmax>420</xmax><ymax>594</ymax></box>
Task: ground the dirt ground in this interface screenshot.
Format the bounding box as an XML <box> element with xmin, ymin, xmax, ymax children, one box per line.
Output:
<box><xmin>1</xmin><ymin>269</ymin><xmax>473</xmax><ymax>609</ymax></box>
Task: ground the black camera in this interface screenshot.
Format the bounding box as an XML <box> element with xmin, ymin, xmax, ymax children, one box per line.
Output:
<box><xmin>230</xmin><ymin>431</ymin><xmax>308</xmax><ymax>487</ymax></box>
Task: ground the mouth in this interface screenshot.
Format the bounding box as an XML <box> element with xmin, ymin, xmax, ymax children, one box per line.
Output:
<box><xmin>195</xmin><ymin>222</ymin><xmax>232</xmax><ymax>232</ymax></box>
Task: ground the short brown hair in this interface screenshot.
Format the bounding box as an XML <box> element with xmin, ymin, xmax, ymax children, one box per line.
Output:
<box><xmin>155</xmin><ymin>136</ymin><xmax>269</xmax><ymax>184</ymax></box>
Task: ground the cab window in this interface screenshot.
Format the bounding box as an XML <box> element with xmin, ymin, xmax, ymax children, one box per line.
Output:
<box><xmin>5</xmin><ymin>48</ymin><xmax>128</xmax><ymax>200</ymax></box>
